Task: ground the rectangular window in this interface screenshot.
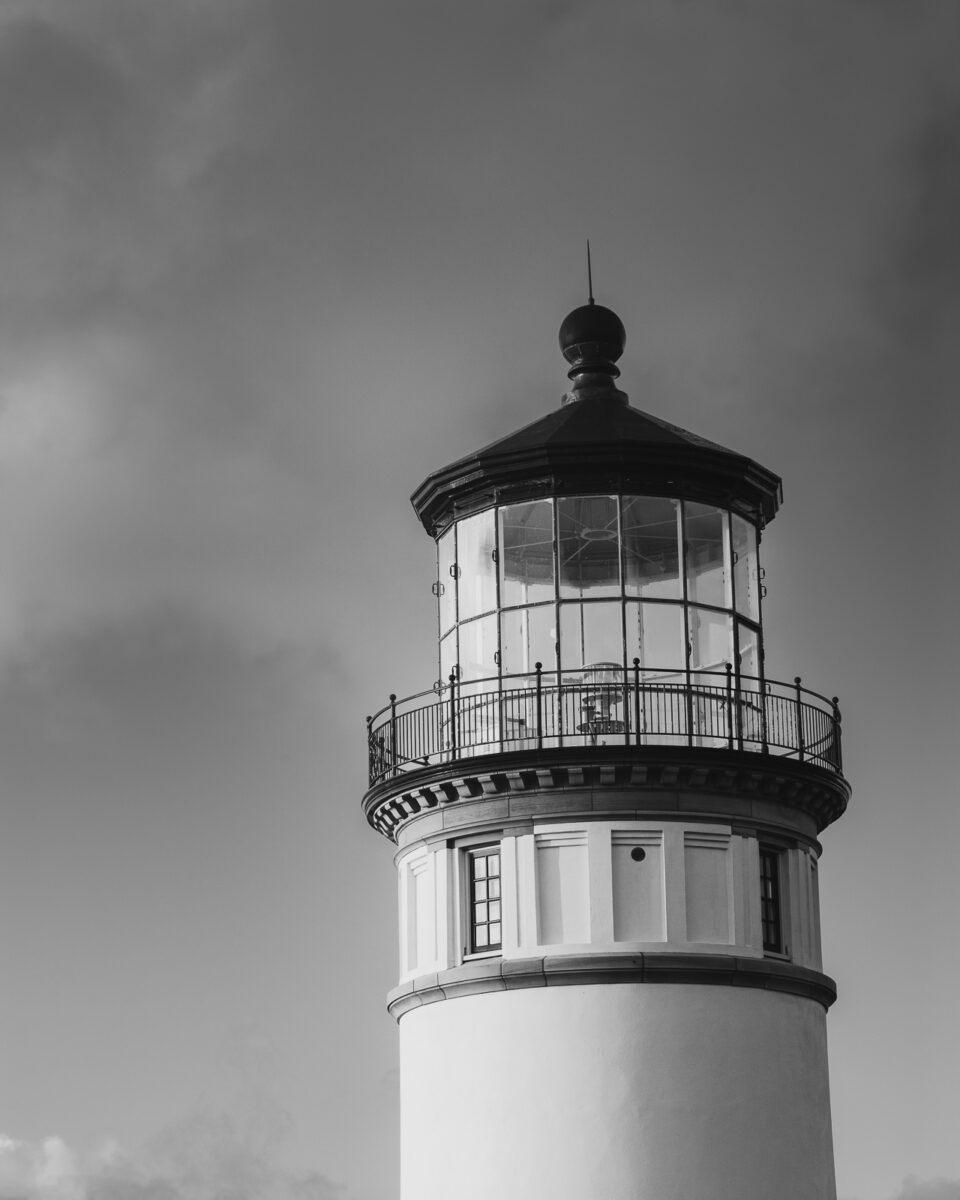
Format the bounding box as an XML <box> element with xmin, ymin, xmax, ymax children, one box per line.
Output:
<box><xmin>468</xmin><ymin>847</ymin><xmax>502</xmax><ymax>953</ymax></box>
<box><xmin>760</xmin><ymin>847</ymin><xmax>783</xmax><ymax>954</ymax></box>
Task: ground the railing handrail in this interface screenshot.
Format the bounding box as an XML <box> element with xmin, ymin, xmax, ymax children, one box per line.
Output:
<box><xmin>365</xmin><ymin>667</ymin><xmax>844</xmax><ymax>788</ymax></box>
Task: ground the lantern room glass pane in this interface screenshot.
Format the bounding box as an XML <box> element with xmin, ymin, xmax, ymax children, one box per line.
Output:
<box><xmin>559</xmin><ymin>601</ymin><xmax>624</xmax><ymax>672</ymax></box>
<box><xmin>458</xmin><ymin>614</ymin><xmax>497</xmax><ymax>683</ymax></box>
<box><xmin>685</xmin><ymin>503</ymin><xmax>730</xmax><ymax>609</ymax></box>
<box><xmin>438</xmin><ymin>526</ymin><xmax>457</xmax><ymax>634</ymax></box>
<box><xmin>440</xmin><ymin>629</ymin><xmax>457</xmax><ymax>685</ymax></box>
<box><xmin>558</xmin><ymin>496</ymin><xmax>620</xmax><ymax>599</ymax></box>
<box><xmin>623</xmin><ymin>497</ymin><xmax>682</xmax><ymax>600</ymax></box>
<box><xmin>499</xmin><ymin>501</ymin><xmax>555</xmax><ymax>607</ymax></box>
<box><xmin>456</xmin><ymin>510</ymin><xmax>496</xmax><ymax>621</ymax></box>
<box><xmin>737</xmin><ymin>621</ymin><xmax>760</xmax><ymax>684</ymax></box>
<box><xmin>501</xmin><ymin>604</ymin><xmax>556</xmax><ymax>681</ymax></box>
<box><xmin>625</xmin><ymin>601</ymin><xmax>686</xmax><ymax>677</ymax></box>
<box><xmin>732</xmin><ymin>514</ymin><xmax>759</xmax><ymax>622</ymax></box>
<box><xmin>688</xmin><ymin>606</ymin><xmax>732</xmax><ymax>674</ymax></box>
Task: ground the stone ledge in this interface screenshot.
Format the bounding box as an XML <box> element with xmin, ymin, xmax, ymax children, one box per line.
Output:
<box><xmin>386</xmin><ymin>952</ymin><xmax>837</xmax><ymax>1020</ymax></box>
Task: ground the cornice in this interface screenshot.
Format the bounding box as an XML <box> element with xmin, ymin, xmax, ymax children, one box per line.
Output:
<box><xmin>387</xmin><ymin>952</ymin><xmax>837</xmax><ymax>1020</ymax></box>
<box><xmin>363</xmin><ymin>746</ymin><xmax>850</xmax><ymax>844</ymax></box>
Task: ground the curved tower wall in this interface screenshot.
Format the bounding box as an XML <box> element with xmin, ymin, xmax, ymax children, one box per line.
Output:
<box><xmin>401</xmin><ymin>987</ymin><xmax>835</xmax><ymax>1200</ymax></box>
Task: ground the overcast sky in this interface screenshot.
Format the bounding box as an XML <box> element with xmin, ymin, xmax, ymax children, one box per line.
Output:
<box><xmin>0</xmin><ymin>3</ymin><xmax>956</xmax><ymax>1199</ymax></box>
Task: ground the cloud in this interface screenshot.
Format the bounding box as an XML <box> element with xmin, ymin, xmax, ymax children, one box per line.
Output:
<box><xmin>0</xmin><ymin>1133</ymin><xmax>85</xmax><ymax>1200</ymax></box>
<box><xmin>891</xmin><ymin>1180</ymin><xmax>960</xmax><ymax>1200</ymax></box>
<box><xmin>0</xmin><ymin>1114</ymin><xmax>347</xmax><ymax>1200</ymax></box>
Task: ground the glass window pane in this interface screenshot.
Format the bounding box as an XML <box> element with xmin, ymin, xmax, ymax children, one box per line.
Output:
<box><xmin>489</xmin><ymin>923</ymin><xmax>501</xmax><ymax>945</ymax></box>
<box><xmin>623</xmin><ymin>497</ymin><xmax>681</xmax><ymax>599</ymax></box>
<box><xmin>489</xmin><ymin>878</ymin><xmax>500</xmax><ymax>898</ymax></box>
<box><xmin>737</xmin><ymin>621</ymin><xmax>760</xmax><ymax>683</ymax></box>
<box><xmin>500</xmin><ymin>501</ymin><xmax>554</xmax><ymax>607</ymax></box>
<box><xmin>732</xmin><ymin>515</ymin><xmax>759</xmax><ymax>622</ymax></box>
<box><xmin>501</xmin><ymin>604</ymin><xmax>556</xmax><ymax>681</ymax></box>
<box><xmin>440</xmin><ymin>630</ymin><xmax>457</xmax><ymax>686</ymax></box>
<box><xmin>685</xmin><ymin>503</ymin><xmax>730</xmax><ymax>609</ymax></box>
<box><xmin>475</xmin><ymin>902</ymin><xmax>488</xmax><ymax>923</ymax></box>
<box><xmin>558</xmin><ymin>496</ymin><xmax>620</xmax><ymax>599</ymax></box>
<box><xmin>475</xmin><ymin>925</ymin><xmax>488</xmax><ymax>948</ymax></box>
<box><xmin>475</xmin><ymin>879</ymin><xmax>487</xmax><ymax>900</ymax></box>
<box><xmin>458</xmin><ymin>614</ymin><xmax>497</xmax><ymax>683</ymax></box>
<box><xmin>488</xmin><ymin>854</ymin><xmax>499</xmax><ymax>875</ymax></box>
<box><xmin>474</xmin><ymin>855</ymin><xmax>486</xmax><ymax>878</ymax></box>
<box><xmin>689</xmin><ymin>606</ymin><xmax>732</xmax><ymax>673</ymax></box>
<box><xmin>489</xmin><ymin>901</ymin><xmax>501</xmax><ymax>921</ymax></box>
<box><xmin>438</xmin><ymin>526</ymin><xmax>457</xmax><ymax>633</ymax></box>
<box><xmin>625</xmin><ymin>601</ymin><xmax>686</xmax><ymax>678</ymax></box>
<box><xmin>456</xmin><ymin>510</ymin><xmax>496</xmax><ymax>621</ymax></box>
<box><xmin>559</xmin><ymin>601</ymin><xmax>624</xmax><ymax>673</ymax></box>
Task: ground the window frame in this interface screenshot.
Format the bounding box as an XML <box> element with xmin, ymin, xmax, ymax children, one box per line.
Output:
<box><xmin>759</xmin><ymin>844</ymin><xmax>786</xmax><ymax>956</ymax></box>
<box><xmin>463</xmin><ymin>843</ymin><xmax>503</xmax><ymax>958</ymax></box>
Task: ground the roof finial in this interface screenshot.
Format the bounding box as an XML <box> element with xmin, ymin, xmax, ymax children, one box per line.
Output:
<box><xmin>587</xmin><ymin>239</ymin><xmax>595</xmax><ymax>305</ymax></box>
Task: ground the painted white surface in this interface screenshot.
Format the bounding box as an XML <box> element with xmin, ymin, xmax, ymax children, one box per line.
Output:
<box><xmin>611</xmin><ymin>830</ymin><xmax>664</xmax><ymax>942</ymax></box>
<box><xmin>400</xmin><ymin>984</ymin><xmax>837</xmax><ymax>1200</ymax></box>
<box><xmin>396</xmin><ymin>821</ymin><xmax>825</xmax><ymax>973</ymax></box>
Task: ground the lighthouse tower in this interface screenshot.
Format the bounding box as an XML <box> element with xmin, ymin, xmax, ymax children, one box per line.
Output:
<box><xmin>363</xmin><ymin>297</ymin><xmax>850</xmax><ymax>1200</ymax></box>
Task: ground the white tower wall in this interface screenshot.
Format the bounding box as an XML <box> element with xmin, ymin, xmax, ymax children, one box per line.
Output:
<box><xmin>400</xmin><ymin>983</ymin><xmax>836</xmax><ymax>1200</ymax></box>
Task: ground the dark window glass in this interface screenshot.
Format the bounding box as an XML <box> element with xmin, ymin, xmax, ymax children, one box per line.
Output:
<box><xmin>469</xmin><ymin>848</ymin><xmax>502</xmax><ymax>953</ymax></box>
<box><xmin>760</xmin><ymin>847</ymin><xmax>783</xmax><ymax>954</ymax></box>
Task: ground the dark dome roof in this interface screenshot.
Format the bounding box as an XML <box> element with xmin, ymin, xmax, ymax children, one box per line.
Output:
<box><xmin>559</xmin><ymin>302</ymin><xmax>626</xmax><ymax>365</ymax></box>
<box><xmin>411</xmin><ymin>394</ymin><xmax>782</xmax><ymax>536</ymax></box>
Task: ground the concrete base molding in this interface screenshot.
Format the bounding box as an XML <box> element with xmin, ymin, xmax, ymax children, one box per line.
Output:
<box><xmin>388</xmin><ymin>951</ymin><xmax>837</xmax><ymax>1018</ymax></box>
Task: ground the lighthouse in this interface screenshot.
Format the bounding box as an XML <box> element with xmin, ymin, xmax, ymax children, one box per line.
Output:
<box><xmin>363</xmin><ymin>296</ymin><xmax>850</xmax><ymax>1200</ymax></box>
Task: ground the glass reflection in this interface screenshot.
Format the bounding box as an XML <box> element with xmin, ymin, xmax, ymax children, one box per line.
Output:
<box><xmin>438</xmin><ymin>527</ymin><xmax>457</xmax><ymax>634</ymax></box>
<box><xmin>732</xmin><ymin>515</ymin><xmax>759</xmax><ymax>622</ymax></box>
<box><xmin>501</xmin><ymin>605</ymin><xmax>556</xmax><ymax>681</ymax></box>
<box><xmin>688</xmin><ymin>606</ymin><xmax>732</xmax><ymax>673</ymax></box>
<box><xmin>456</xmin><ymin>510</ymin><xmax>496</xmax><ymax>621</ymax></box>
<box><xmin>559</xmin><ymin>601</ymin><xmax>624</xmax><ymax>672</ymax></box>
<box><xmin>685</xmin><ymin>503</ymin><xmax>730</xmax><ymax>609</ymax></box>
<box><xmin>623</xmin><ymin>497</ymin><xmax>681</xmax><ymax>599</ymax></box>
<box><xmin>558</xmin><ymin>495</ymin><xmax>620</xmax><ymax>599</ymax></box>
<box><xmin>458</xmin><ymin>614</ymin><xmax>497</xmax><ymax>683</ymax></box>
<box><xmin>625</xmin><ymin>601</ymin><xmax>686</xmax><ymax>677</ymax></box>
<box><xmin>499</xmin><ymin>501</ymin><xmax>554</xmax><ymax>607</ymax></box>
<box><xmin>440</xmin><ymin>629</ymin><xmax>457</xmax><ymax>685</ymax></box>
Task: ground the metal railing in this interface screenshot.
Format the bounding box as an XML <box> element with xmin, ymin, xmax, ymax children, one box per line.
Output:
<box><xmin>366</xmin><ymin>663</ymin><xmax>843</xmax><ymax>789</ymax></box>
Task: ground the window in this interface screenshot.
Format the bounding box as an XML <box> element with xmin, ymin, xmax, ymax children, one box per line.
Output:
<box><xmin>467</xmin><ymin>847</ymin><xmax>502</xmax><ymax>953</ymax></box>
<box><xmin>759</xmin><ymin>847</ymin><xmax>783</xmax><ymax>954</ymax></box>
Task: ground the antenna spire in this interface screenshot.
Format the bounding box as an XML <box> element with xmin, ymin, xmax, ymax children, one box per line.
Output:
<box><xmin>587</xmin><ymin>239</ymin><xmax>595</xmax><ymax>305</ymax></box>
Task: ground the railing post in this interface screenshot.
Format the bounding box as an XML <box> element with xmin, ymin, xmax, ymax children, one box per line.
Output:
<box><xmin>832</xmin><ymin>696</ymin><xmax>843</xmax><ymax>772</ymax></box>
<box><xmin>366</xmin><ymin>715</ymin><xmax>374</xmax><ymax>784</ymax></box>
<box><xmin>448</xmin><ymin>671</ymin><xmax>458</xmax><ymax>760</ymax></box>
<box><xmin>734</xmin><ymin>667</ymin><xmax>744</xmax><ymax>751</ymax></box>
<box><xmin>633</xmin><ymin>658</ymin><xmax>641</xmax><ymax>748</ymax></box>
<box><xmin>760</xmin><ymin>680</ymin><xmax>770</xmax><ymax>755</ymax></box>
<box><xmin>794</xmin><ymin>676</ymin><xmax>805</xmax><ymax>762</ymax></box>
<box><xmin>725</xmin><ymin>663</ymin><xmax>734</xmax><ymax>750</ymax></box>
<box><xmin>535</xmin><ymin>661</ymin><xmax>543</xmax><ymax>751</ymax></box>
<box><xmin>389</xmin><ymin>693</ymin><xmax>398</xmax><ymax>777</ymax></box>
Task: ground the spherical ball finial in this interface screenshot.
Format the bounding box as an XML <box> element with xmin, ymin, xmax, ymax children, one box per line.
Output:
<box><xmin>558</xmin><ymin>303</ymin><xmax>626</xmax><ymax>367</ymax></box>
